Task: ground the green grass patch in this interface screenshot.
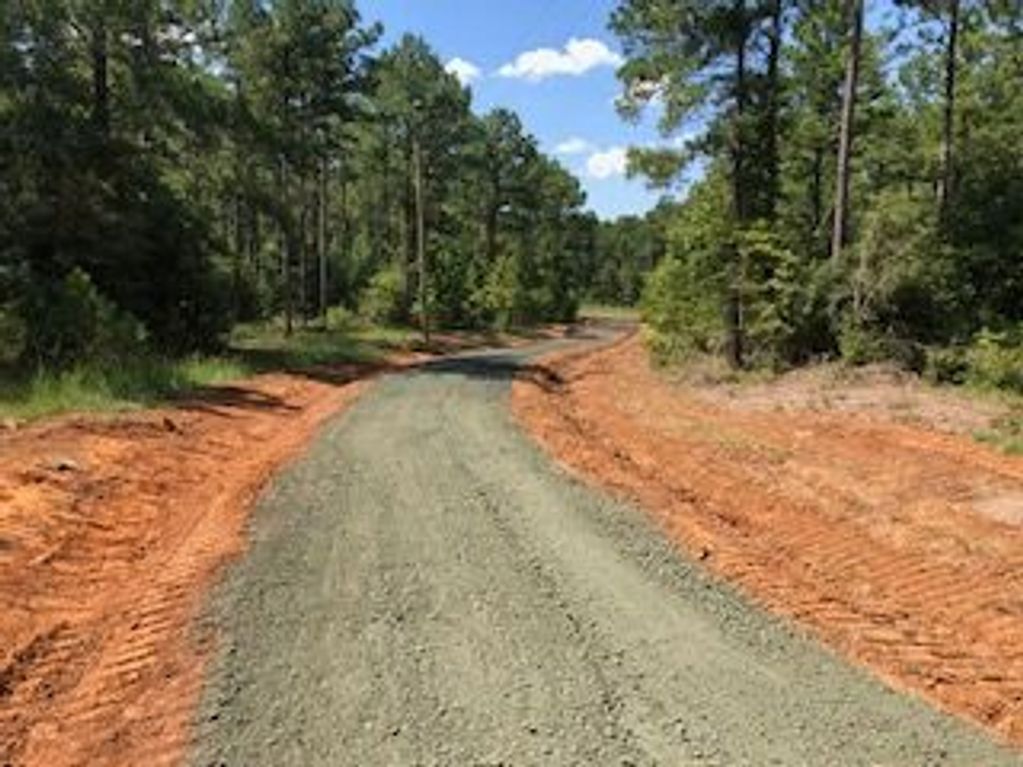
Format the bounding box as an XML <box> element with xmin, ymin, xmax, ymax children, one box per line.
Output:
<box><xmin>0</xmin><ymin>318</ymin><xmax>424</xmax><ymax>423</ymax></box>
<box><xmin>0</xmin><ymin>355</ymin><xmax>249</xmax><ymax>421</ymax></box>
<box><xmin>974</xmin><ymin>412</ymin><xmax>1023</xmax><ymax>456</ymax></box>
<box><xmin>578</xmin><ymin>303</ymin><xmax>641</xmax><ymax>323</ymax></box>
<box><xmin>228</xmin><ymin>320</ymin><xmax>420</xmax><ymax>371</ymax></box>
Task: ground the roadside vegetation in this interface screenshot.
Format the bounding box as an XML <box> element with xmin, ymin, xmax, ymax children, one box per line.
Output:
<box><xmin>0</xmin><ymin>0</ymin><xmax>649</xmax><ymax>422</ymax></box>
<box><xmin>0</xmin><ymin>316</ymin><xmax>408</xmax><ymax>421</ymax></box>
<box><xmin>607</xmin><ymin>0</ymin><xmax>1022</xmax><ymax>398</ymax></box>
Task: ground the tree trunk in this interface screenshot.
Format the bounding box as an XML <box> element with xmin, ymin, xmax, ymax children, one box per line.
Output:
<box><xmin>725</xmin><ymin>1</ymin><xmax>750</xmax><ymax>370</ymax></box>
<box><xmin>811</xmin><ymin>146</ymin><xmax>824</xmax><ymax>235</ymax></box>
<box><xmin>299</xmin><ymin>188</ymin><xmax>308</xmax><ymax>328</ymax></box>
<box><xmin>90</xmin><ymin>14</ymin><xmax>110</xmax><ymax>139</ymax></box>
<box><xmin>940</xmin><ymin>0</ymin><xmax>960</xmax><ymax>222</ymax></box>
<box><xmin>764</xmin><ymin>0</ymin><xmax>784</xmax><ymax>217</ymax></box>
<box><xmin>413</xmin><ymin>139</ymin><xmax>430</xmax><ymax>346</ymax></box>
<box><xmin>485</xmin><ymin>172</ymin><xmax>500</xmax><ymax>265</ymax></box>
<box><xmin>318</xmin><ymin>156</ymin><xmax>328</xmax><ymax>323</ymax></box>
<box><xmin>831</xmin><ymin>0</ymin><xmax>865</xmax><ymax>262</ymax></box>
<box><xmin>279</xmin><ymin>158</ymin><xmax>293</xmax><ymax>337</ymax></box>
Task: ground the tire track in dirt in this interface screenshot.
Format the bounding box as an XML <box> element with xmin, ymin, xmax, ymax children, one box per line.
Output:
<box><xmin>192</xmin><ymin>330</ymin><xmax>1018</xmax><ymax>765</ymax></box>
<box><xmin>0</xmin><ymin>367</ymin><xmax>377</xmax><ymax>767</ymax></box>
<box><xmin>512</xmin><ymin>333</ymin><xmax>1023</xmax><ymax>748</ymax></box>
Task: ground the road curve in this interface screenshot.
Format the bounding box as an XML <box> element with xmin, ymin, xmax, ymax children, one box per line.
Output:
<box><xmin>191</xmin><ymin>329</ymin><xmax>1020</xmax><ymax>766</ymax></box>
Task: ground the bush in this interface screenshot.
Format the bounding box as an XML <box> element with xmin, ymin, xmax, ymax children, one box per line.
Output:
<box><xmin>359</xmin><ymin>265</ymin><xmax>405</xmax><ymax>325</ymax></box>
<box><xmin>325</xmin><ymin>305</ymin><xmax>358</xmax><ymax>332</ymax></box>
<box><xmin>844</xmin><ymin>191</ymin><xmax>961</xmax><ymax>346</ymax></box>
<box><xmin>0</xmin><ymin>306</ymin><xmax>26</xmax><ymax>364</ymax></box>
<box><xmin>966</xmin><ymin>327</ymin><xmax>1023</xmax><ymax>393</ymax></box>
<box><xmin>838</xmin><ymin>318</ymin><xmax>925</xmax><ymax>372</ymax></box>
<box><xmin>641</xmin><ymin>256</ymin><xmax>722</xmax><ymax>365</ymax></box>
<box><xmin>925</xmin><ymin>346</ymin><xmax>970</xmax><ymax>385</ymax></box>
<box><xmin>479</xmin><ymin>254</ymin><xmax>520</xmax><ymax>331</ymax></box>
<box><xmin>19</xmin><ymin>268</ymin><xmax>147</xmax><ymax>369</ymax></box>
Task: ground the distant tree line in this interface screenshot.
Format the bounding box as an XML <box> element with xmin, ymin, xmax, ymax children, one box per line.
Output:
<box><xmin>0</xmin><ymin>0</ymin><xmax>611</xmax><ymax>369</ymax></box>
<box><xmin>612</xmin><ymin>0</ymin><xmax>1023</xmax><ymax>389</ymax></box>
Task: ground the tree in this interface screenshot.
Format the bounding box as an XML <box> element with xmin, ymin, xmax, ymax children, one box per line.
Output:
<box><xmin>831</xmin><ymin>0</ymin><xmax>865</xmax><ymax>261</ymax></box>
<box><xmin>612</xmin><ymin>0</ymin><xmax>792</xmax><ymax>366</ymax></box>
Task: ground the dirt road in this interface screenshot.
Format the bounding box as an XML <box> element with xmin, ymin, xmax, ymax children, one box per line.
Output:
<box><xmin>514</xmin><ymin>331</ymin><xmax>1023</xmax><ymax>748</ymax></box>
<box><xmin>192</xmin><ymin>329</ymin><xmax>1018</xmax><ymax>766</ymax></box>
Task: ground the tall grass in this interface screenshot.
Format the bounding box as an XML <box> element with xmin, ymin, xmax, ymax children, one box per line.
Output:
<box><xmin>0</xmin><ymin>356</ymin><xmax>248</xmax><ymax>421</ymax></box>
<box><xmin>0</xmin><ymin>318</ymin><xmax>420</xmax><ymax>422</ymax></box>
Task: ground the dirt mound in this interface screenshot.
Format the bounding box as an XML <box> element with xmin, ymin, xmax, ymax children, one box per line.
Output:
<box><xmin>513</xmin><ymin>334</ymin><xmax>1023</xmax><ymax>747</ymax></box>
<box><xmin>0</xmin><ymin>365</ymin><xmax>380</xmax><ymax>766</ymax></box>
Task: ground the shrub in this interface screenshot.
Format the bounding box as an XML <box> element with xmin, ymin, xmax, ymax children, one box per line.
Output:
<box><xmin>641</xmin><ymin>256</ymin><xmax>722</xmax><ymax>365</ymax></box>
<box><xmin>480</xmin><ymin>255</ymin><xmax>521</xmax><ymax>331</ymax></box>
<box><xmin>0</xmin><ymin>306</ymin><xmax>25</xmax><ymax>364</ymax></box>
<box><xmin>925</xmin><ymin>346</ymin><xmax>970</xmax><ymax>385</ymax></box>
<box><xmin>844</xmin><ymin>191</ymin><xmax>961</xmax><ymax>346</ymax></box>
<box><xmin>19</xmin><ymin>268</ymin><xmax>147</xmax><ymax>369</ymax></box>
<box><xmin>325</xmin><ymin>305</ymin><xmax>358</xmax><ymax>332</ymax></box>
<box><xmin>966</xmin><ymin>327</ymin><xmax>1023</xmax><ymax>393</ymax></box>
<box><xmin>358</xmin><ymin>265</ymin><xmax>405</xmax><ymax>325</ymax></box>
<box><xmin>838</xmin><ymin>318</ymin><xmax>925</xmax><ymax>372</ymax></box>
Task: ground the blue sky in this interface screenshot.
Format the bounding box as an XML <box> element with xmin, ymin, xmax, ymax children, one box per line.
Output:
<box><xmin>361</xmin><ymin>1</ymin><xmax>903</xmax><ymax>221</ymax></box>
<box><xmin>361</xmin><ymin>0</ymin><xmax>666</xmax><ymax>220</ymax></box>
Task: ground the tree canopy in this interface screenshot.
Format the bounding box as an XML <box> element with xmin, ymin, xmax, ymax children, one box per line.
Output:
<box><xmin>0</xmin><ymin>0</ymin><xmax>614</xmax><ymax>369</ymax></box>
<box><xmin>615</xmin><ymin>0</ymin><xmax>1023</xmax><ymax>382</ymax></box>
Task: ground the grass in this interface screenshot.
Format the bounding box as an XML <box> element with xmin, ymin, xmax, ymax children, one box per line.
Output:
<box><xmin>974</xmin><ymin>412</ymin><xmax>1023</xmax><ymax>456</ymax></box>
<box><xmin>0</xmin><ymin>318</ymin><xmax>424</xmax><ymax>423</ymax></box>
<box><xmin>578</xmin><ymin>303</ymin><xmax>641</xmax><ymax>323</ymax></box>
<box><xmin>0</xmin><ymin>355</ymin><xmax>249</xmax><ymax>421</ymax></box>
<box><xmin>229</xmin><ymin>321</ymin><xmax>406</xmax><ymax>370</ymax></box>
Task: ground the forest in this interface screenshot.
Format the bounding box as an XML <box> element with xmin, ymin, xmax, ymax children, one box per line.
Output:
<box><xmin>614</xmin><ymin>0</ymin><xmax>1022</xmax><ymax>391</ymax></box>
<box><xmin>2</xmin><ymin>0</ymin><xmax>1020</xmax><ymax>407</ymax></box>
<box><xmin>0</xmin><ymin>0</ymin><xmax>653</xmax><ymax>392</ymax></box>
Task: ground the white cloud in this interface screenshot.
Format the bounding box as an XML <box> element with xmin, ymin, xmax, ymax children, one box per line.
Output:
<box><xmin>445</xmin><ymin>57</ymin><xmax>482</xmax><ymax>85</ymax></box>
<box><xmin>498</xmin><ymin>38</ymin><xmax>623</xmax><ymax>82</ymax></box>
<box><xmin>555</xmin><ymin>137</ymin><xmax>595</xmax><ymax>156</ymax></box>
<box><xmin>586</xmin><ymin>147</ymin><xmax>628</xmax><ymax>180</ymax></box>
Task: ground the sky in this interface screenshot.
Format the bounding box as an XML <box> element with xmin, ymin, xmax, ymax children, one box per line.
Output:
<box><xmin>361</xmin><ymin>0</ymin><xmax>667</xmax><ymax>221</ymax></box>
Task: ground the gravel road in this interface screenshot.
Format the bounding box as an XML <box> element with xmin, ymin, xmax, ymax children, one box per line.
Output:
<box><xmin>191</xmin><ymin>329</ymin><xmax>1020</xmax><ymax>766</ymax></box>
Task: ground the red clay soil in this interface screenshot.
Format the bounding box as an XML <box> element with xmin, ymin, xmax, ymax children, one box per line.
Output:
<box><xmin>0</xmin><ymin>363</ymin><xmax>388</xmax><ymax>767</ymax></box>
<box><xmin>0</xmin><ymin>324</ymin><xmax>571</xmax><ymax>767</ymax></box>
<box><xmin>513</xmin><ymin>332</ymin><xmax>1023</xmax><ymax>748</ymax></box>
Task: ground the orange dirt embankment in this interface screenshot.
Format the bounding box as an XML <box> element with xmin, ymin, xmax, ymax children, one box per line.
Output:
<box><xmin>513</xmin><ymin>332</ymin><xmax>1023</xmax><ymax>747</ymax></box>
<box><xmin>0</xmin><ymin>362</ymin><xmax>391</xmax><ymax>767</ymax></box>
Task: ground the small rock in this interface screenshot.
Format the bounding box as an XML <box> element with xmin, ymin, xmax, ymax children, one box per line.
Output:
<box><xmin>51</xmin><ymin>457</ymin><xmax>81</xmax><ymax>473</ymax></box>
<box><xmin>162</xmin><ymin>416</ymin><xmax>180</xmax><ymax>433</ymax></box>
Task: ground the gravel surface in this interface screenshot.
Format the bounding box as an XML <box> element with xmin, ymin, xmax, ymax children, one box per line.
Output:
<box><xmin>192</xmin><ymin>332</ymin><xmax>1020</xmax><ymax>766</ymax></box>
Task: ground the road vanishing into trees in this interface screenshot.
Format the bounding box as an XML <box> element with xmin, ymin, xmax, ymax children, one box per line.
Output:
<box><xmin>191</xmin><ymin>327</ymin><xmax>1019</xmax><ymax>766</ymax></box>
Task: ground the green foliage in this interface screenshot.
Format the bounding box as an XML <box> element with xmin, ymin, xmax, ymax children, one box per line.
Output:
<box><xmin>479</xmin><ymin>255</ymin><xmax>521</xmax><ymax>331</ymax></box>
<box><xmin>0</xmin><ymin>355</ymin><xmax>247</xmax><ymax>421</ymax></box>
<box><xmin>19</xmin><ymin>268</ymin><xmax>146</xmax><ymax>369</ymax></box>
<box><xmin>589</xmin><ymin>205</ymin><xmax>670</xmax><ymax>307</ymax></box>
<box><xmin>844</xmin><ymin>192</ymin><xmax>958</xmax><ymax>344</ymax></box>
<box><xmin>966</xmin><ymin>328</ymin><xmax>1023</xmax><ymax>394</ymax></box>
<box><xmin>611</xmin><ymin>0</ymin><xmax>1023</xmax><ymax>393</ymax></box>
<box><xmin>974</xmin><ymin>413</ymin><xmax>1023</xmax><ymax>457</ymax></box>
<box><xmin>925</xmin><ymin>346</ymin><xmax>970</xmax><ymax>385</ymax></box>
<box><xmin>358</xmin><ymin>266</ymin><xmax>405</xmax><ymax>325</ymax></box>
<box><xmin>1</xmin><ymin>0</ymin><xmax>602</xmax><ymax>404</ymax></box>
<box><xmin>325</xmin><ymin>305</ymin><xmax>358</xmax><ymax>332</ymax></box>
<box><xmin>736</xmin><ymin>224</ymin><xmax>813</xmax><ymax>369</ymax></box>
<box><xmin>642</xmin><ymin>255</ymin><xmax>722</xmax><ymax>364</ymax></box>
<box><xmin>0</xmin><ymin>306</ymin><xmax>25</xmax><ymax>364</ymax></box>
